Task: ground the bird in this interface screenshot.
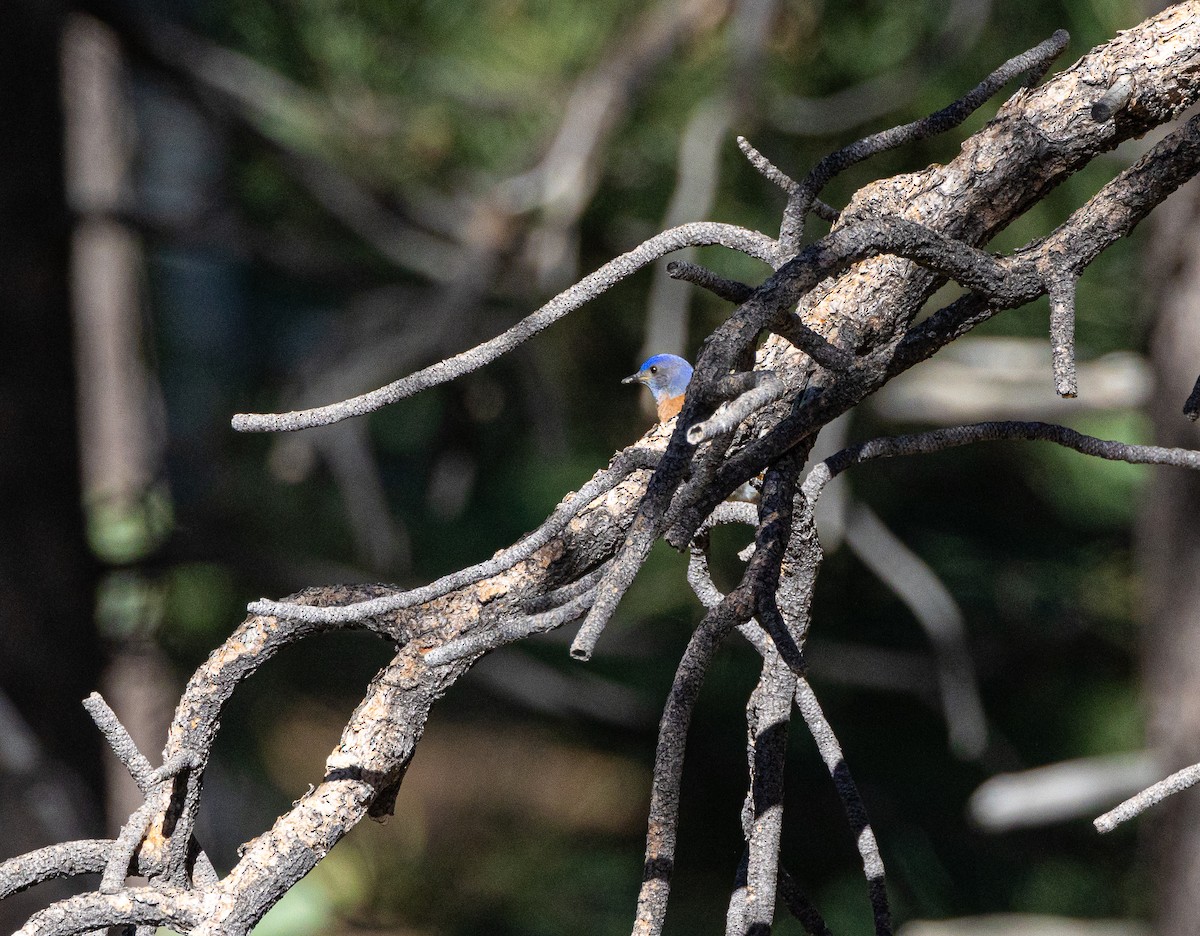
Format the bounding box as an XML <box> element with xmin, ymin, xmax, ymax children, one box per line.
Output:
<box><xmin>622</xmin><ymin>353</ymin><xmax>693</xmax><ymax>422</ymax></box>
<box><xmin>624</xmin><ymin>352</ymin><xmax>762</xmax><ymax>503</ymax></box>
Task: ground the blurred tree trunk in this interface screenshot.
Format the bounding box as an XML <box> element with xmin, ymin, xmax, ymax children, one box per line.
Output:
<box><xmin>1138</xmin><ymin>171</ymin><xmax>1200</xmax><ymax>936</ymax></box>
<box><xmin>0</xmin><ymin>1</ymin><xmax>104</xmax><ymax>927</ymax></box>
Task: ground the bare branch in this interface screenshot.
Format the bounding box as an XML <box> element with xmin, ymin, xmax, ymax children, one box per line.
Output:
<box><xmin>1047</xmin><ymin>274</ymin><xmax>1079</xmax><ymax>398</ymax></box>
<box><xmin>0</xmin><ymin>842</ymin><xmax>111</xmax><ymax>900</ymax></box>
<box><xmin>779</xmin><ymin>29</ymin><xmax>1069</xmax><ymax>253</ymax></box>
<box><xmin>82</xmin><ymin>693</ymin><xmax>154</xmax><ymax>791</ymax></box>
<box><xmin>232</xmin><ymin>222</ymin><xmax>775</xmax><ymax>433</ymax></box>
<box><xmin>806</xmin><ymin>421</ymin><xmax>1200</xmax><ymax>505</ymax></box>
<box><xmin>10</xmin><ymin>8</ymin><xmax>1200</xmax><ymax>935</ymax></box>
<box><xmin>736</xmin><ymin>135</ymin><xmax>839</xmax><ymax>225</ymax></box>
<box><xmin>633</xmin><ymin>600</ymin><xmax>748</xmax><ymax>936</ymax></box>
<box><xmin>770</xmin><ymin>312</ymin><xmax>854</xmax><ymax>372</ymax></box>
<box><xmin>666</xmin><ymin>259</ymin><xmax>754</xmax><ymax>304</ymax></box>
<box><xmin>251</xmin><ymin>444</ymin><xmax>660</xmax><ymax>623</ymax></box>
<box><xmin>688</xmin><ymin>372</ymin><xmax>787</xmax><ymax>445</ymax></box>
<box><xmin>422</xmin><ymin>587</ymin><xmax>599</xmax><ymax>666</ymax></box>
<box><xmin>892</xmin><ymin>111</ymin><xmax>1200</xmax><ymax>377</ymax></box>
<box><xmin>13</xmin><ymin>887</ymin><xmax>203</xmax><ymax>936</ymax></box>
<box><xmin>101</xmin><ymin>800</ymin><xmax>159</xmax><ymax>894</ymax></box>
<box><xmin>1094</xmin><ymin>761</ymin><xmax>1200</xmax><ymax>834</ymax></box>
<box><xmin>795</xmin><ymin>677</ymin><xmax>892</xmax><ymax>936</ymax></box>
<box><xmin>727</xmin><ymin>651</ymin><xmax>794</xmax><ymax>935</ymax></box>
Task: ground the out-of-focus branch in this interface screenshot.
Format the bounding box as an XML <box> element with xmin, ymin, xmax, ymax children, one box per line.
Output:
<box><xmin>641</xmin><ymin>96</ymin><xmax>734</xmax><ymax>361</ymax></box>
<box><xmin>843</xmin><ymin>502</ymin><xmax>989</xmax><ymax>759</ymax></box>
<box><xmin>771</xmin><ymin>0</ymin><xmax>993</xmax><ymax>137</ymax></box>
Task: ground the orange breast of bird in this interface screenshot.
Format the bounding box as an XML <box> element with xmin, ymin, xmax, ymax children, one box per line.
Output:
<box><xmin>657</xmin><ymin>394</ymin><xmax>685</xmax><ymax>422</ymax></box>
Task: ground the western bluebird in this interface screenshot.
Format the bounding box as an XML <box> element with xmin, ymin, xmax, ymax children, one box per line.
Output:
<box><xmin>624</xmin><ymin>353</ymin><xmax>761</xmax><ymax>502</ymax></box>
<box><xmin>623</xmin><ymin>354</ymin><xmax>693</xmax><ymax>422</ymax></box>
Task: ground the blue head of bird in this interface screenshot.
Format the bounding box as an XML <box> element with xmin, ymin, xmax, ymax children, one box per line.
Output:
<box><xmin>622</xmin><ymin>354</ymin><xmax>693</xmax><ymax>420</ymax></box>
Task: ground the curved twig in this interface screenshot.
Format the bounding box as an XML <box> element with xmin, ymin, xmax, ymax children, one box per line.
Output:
<box><xmin>780</xmin><ymin>29</ymin><xmax>1069</xmax><ymax>253</ymax></box>
<box><xmin>0</xmin><ymin>841</ymin><xmax>113</xmax><ymax>900</ymax></box>
<box><xmin>688</xmin><ymin>372</ymin><xmax>787</xmax><ymax>444</ymax></box>
<box><xmin>232</xmin><ymin>223</ymin><xmax>776</xmax><ymax>433</ymax></box>
<box><xmin>13</xmin><ymin>887</ymin><xmax>204</xmax><ymax>936</ymax></box>
<box><xmin>666</xmin><ymin>259</ymin><xmax>754</xmax><ymax>304</ymax></box>
<box><xmin>422</xmin><ymin>588</ymin><xmax>600</xmax><ymax>666</ymax></box>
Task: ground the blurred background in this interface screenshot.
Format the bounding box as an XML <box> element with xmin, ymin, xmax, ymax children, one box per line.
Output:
<box><xmin>3</xmin><ymin>0</ymin><xmax>1199</xmax><ymax>933</ymax></box>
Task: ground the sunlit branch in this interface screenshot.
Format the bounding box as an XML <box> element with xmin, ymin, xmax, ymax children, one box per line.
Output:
<box><xmin>795</xmin><ymin>677</ymin><xmax>892</xmax><ymax>936</ymax></box>
<box><xmin>803</xmin><ymin>420</ymin><xmax>1200</xmax><ymax>505</ymax></box>
<box><xmin>251</xmin><ymin>445</ymin><xmax>660</xmax><ymax>623</ymax></box>
<box><xmin>233</xmin><ymin>222</ymin><xmax>776</xmax><ymax>433</ymax></box>
<box><xmin>1094</xmin><ymin>761</ymin><xmax>1200</xmax><ymax>834</ymax></box>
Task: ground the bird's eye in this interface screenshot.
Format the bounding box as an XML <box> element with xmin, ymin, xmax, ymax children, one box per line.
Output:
<box><xmin>649</xmin><ymin>365</ymin><xmax>658</xmax><ymax>374</ymax></box>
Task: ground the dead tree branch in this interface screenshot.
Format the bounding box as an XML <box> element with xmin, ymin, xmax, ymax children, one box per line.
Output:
<box><xmin>8</xmin><ymin>6</ymin><xmax>1200</xmax><ymax>933</ymax></box>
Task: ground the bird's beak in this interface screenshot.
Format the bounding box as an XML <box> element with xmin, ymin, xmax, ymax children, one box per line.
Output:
<box><xmin>621</xmin><ymin>372</ymin><xmax>642</xmax><ymax>385</ymax></box>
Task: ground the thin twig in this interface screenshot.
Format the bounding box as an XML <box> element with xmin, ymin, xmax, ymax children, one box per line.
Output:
<box><xmin>252</xmin><ymin>446</ymin><xmax>659</xmax><ymax>623</ymax></box>
<box><xmin>570</xmin><ymin>523</ymin><xmax>659</xmax><ymax>660</ymax></box>
<box><xmin>82</xmin><ymin>697</ymin><xmax>219</xmax><ymax>888</ymax></box>
<box><xmin>633</xmin><ymin>599</ymin><xmax>748</xmax><ymax>936</ymax></box>
<box><xmin>422</xmin><ymin>589</ymin><xmax>599</xmax><ymax>666</ymax></box>
<box><xmin>233</xmin><ymin>222</ymin><xmax>776</xmax><ymax>433</ymax></box>
<box><xmin>728</xmin><ymin>651</ymin><xmax>794</xmax><ymax>934</ymax></box>
<box><xmin>804</xmin><ymin>421</ymin><xmax>1200</xmax><ymax>506</ymax></box>
<box><xmin>770</xmin><ymin>313</ymin><xmax>853</xmax><ymax>371</ymax></box>
<box><xmin>780</xmin><ymin>29</ymin><xmax>1069</xmax><ymax>253</ymax></box>
<box><xmin>1047</xmin><ymin>274</ymin><xmax>1079</xmax><ymax>398</ymax></box>
<box><xmin>688</xmin><ymin>372</ymin><xmax>787</xmax><ymax>445</ymax></box>
<box><xmin>795</xmin><ymin>677</ymin><xmax>892</xmax><ymax>936</ymax></box>
<box><xmin>100</xmin><ymin>801</ymin><xmax>159</xmax><ymax>894</ymax></box>
<box><xmin>889</xmin><ymin>112</ymin><xmax>1200</xmax><ymax>379</ymax></box>
<box><xmin>667</xmin><ymin>259</ymin><xmax>755</xmax><ymax>303</ymax></box>
<box><xmin>82</xmin><ymin>694</ymin><xmax>154</xmax><ymax>791</ymax></box>
<box><xmin>1094</xmin><ymin>761</ymin><xmax>1200</xmax><ymax>833</ymax></box>
<box><xmin>736</xmin><ymin>136</ymin><xmax>839</xmax><ymax>227</ymax></box>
